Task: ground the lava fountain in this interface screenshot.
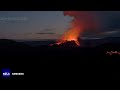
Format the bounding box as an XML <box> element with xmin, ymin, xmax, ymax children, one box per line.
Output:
<box><xmin>50</xmin><ymin>11</ymin><xmax>98</xmax><ymax>47</ymax></box>
<box><xmin>55</xmin><ymin>27</ymin><xmax>81</xmax><ymax>46</ymax></box>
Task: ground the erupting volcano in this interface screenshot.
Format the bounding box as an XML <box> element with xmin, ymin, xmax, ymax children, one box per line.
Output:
<box><xmin>55</xmin><ymin>27</ymin><xmax>81</xmax><ymax>46</ymax></box>
<box><xmin>50</xmin><ymin>27</ymin><xmax>81</xmax><ymax>47</ymax></box>
<box><xmin>50</xmin><ymin>11</ymin><xmax>98</xmax><ymax>47</ymax></box>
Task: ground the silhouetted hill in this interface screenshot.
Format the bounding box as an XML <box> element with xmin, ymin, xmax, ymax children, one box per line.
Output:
<box><xmin>51</xmin><ymin>40</ymin><xmax>79</xmax><ymax>47</ymax></box>
<box><xmin>15</xmin><ymin>37</ymin><xmax>120</xmax><ymax>47</ymax></box>
<box><xmin>21</xmin><ymin>40</ymin><xmax>56</xmax><ymax>47</ymax></box>
<box><xmin>103</xmin><ymin>37</ymin><xmax>120</xmax><ymax>43</ymax></box>
<box><xmin>0</xmin><ymin>39</ymin><xmax>48</xmax><ymax>65</ymax></box>
<box><xmin>80</xmin><ymin>37</ymin><xmax>120</xmax><ymax>47</ymax></box>
<box><xmin>95</xmin><ymin>42</ymin><xmax>120</xmax><ymax>53</ymax></box>
<box><xmin>0</xmin><ymin>39</ymin><xmax>31</xmax><ymax>50</ymax></box>
<box><xmin>0</xmin><ymin>38</ymin><xmax>120</xmax><ymax>65</ymax></box>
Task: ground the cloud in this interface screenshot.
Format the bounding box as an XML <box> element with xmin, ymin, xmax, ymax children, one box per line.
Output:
<box><xmin>36</xmin><ymin>32</ymin><xmax>55</xmax><ymax>35</ymax></box>
<box><xmin>40</xmin><ymin>28</ymin><xmax>57</xmax><ymax>32</ymax></box>
<box><xmin>81</xmin><ymin>37</ymin><xmax>102</xmax><ymax>40</ymax></box>
<box><xmin>102</xmin><ymin>30</ymin><xmax>120</xmax><ymax>34</ymax></box>
<box><xmin>64</xmin><ymin>11</ymin><xmax>120</xmax><ymax>33</ymax></box>
<box><xmin>100</xmin><ymin>30</ymin><xmax>120</xmax><ymax>37</ymax></box>
<box><xmin>36</xmin><ymin>28</ymin><xmax>57</xmax><ymax>35</ymax></box>
<box><xmin>43</xmin><ymin>28</ymin><xmax>56</xmax><ymax>31</ymax></box>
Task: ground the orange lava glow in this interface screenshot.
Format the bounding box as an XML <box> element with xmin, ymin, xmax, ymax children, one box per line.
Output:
<box><xmin>50</xmin><ymin>11</ymin><xmax>96</xmax><ymax>47</ymax></box>
<box><xmin>55</xmin><ymin>27</ymin><xmax>81</xmax><ymax>46</ymax></box>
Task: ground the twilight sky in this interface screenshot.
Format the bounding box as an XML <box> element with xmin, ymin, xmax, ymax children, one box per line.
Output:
<box><xmin>0</xmin><ymin>11</ymin><xmax>120</xmax><ymax>40</ymax></box>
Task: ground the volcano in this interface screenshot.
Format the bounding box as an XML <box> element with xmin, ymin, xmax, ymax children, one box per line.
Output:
<box><xmin>50</xmin><ymin>11</ymin><xmax>98</xmax><ymax>47</ymax></box>
<box><xmin>50</xmin><ymin>38</ymin><xmax>81</xmax><ymax>47</ymax></box>
<box><xmin>50</xmin><ymin>26</ymin><xmax>81</xmax><ymax>47</ymax></box>
<box><xmin>51</xmin><ymin>40</ymin><xmax>78</xmax><ymax>47</ymax></box>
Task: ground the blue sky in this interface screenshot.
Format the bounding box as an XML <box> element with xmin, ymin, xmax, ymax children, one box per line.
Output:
<box><xmin>0</xmin><ymin>11</ymin><xmax>120</xmax><ymax>40</ymax></box>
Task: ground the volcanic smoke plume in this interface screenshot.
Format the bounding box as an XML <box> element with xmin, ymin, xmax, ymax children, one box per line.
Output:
<box><xmin>51</xmin><ymin>11</ymin><xmax>99</xmax><ymax>47</ymax></box>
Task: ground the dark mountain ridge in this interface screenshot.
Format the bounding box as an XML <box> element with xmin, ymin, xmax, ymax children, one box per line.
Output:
<box><xmin>0</xmin><ymin>37</ymin><xmax>120</xmax><ymax>64</ymax></box>
<box><xmin>0</xmin><ymin>39</ymin><xmax>31</xmax><ymax>50</ymax></box>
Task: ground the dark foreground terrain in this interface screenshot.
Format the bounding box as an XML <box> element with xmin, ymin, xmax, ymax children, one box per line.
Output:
<box><xmin>0</xmin><ymin>39</ymin><xmax>120</xmax><ymax>80</ymax></box>
<box><xmin>0</xmin><ymin>39</ymin><xmax>120</xmax><ymax>66</ymax></box>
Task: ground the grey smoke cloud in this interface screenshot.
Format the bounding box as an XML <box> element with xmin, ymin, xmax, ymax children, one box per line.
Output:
<box><xmin>66</xmin><ymin>11</ymin><xmax>120</xmax><ymax>37</ymax></box>
<box><xmin>93</xmin><ymin>11</ymin><xmax>120</xmax><ymax>31</ymax></box>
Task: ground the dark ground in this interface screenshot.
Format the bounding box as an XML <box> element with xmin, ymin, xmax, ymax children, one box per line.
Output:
<box><xmin>0</xmin><ymin>39</ymin><xmax>120</xmax><ymax>80</ymax></box>
<box><xmin>1</xmin><ymin>44</ymin><xmax>120</xmax><ymax>65</ymax></box>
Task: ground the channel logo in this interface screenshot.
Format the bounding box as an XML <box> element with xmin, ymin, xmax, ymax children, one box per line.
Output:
<box><xmin>2</xmin><ymin>68</ymin><xmax>24</xmax><ymax>78</ymax></box>
<box><xmin>2</xmin><ymin>69</ymin><xmax>11</xmax><ymax>78</ymax></box>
